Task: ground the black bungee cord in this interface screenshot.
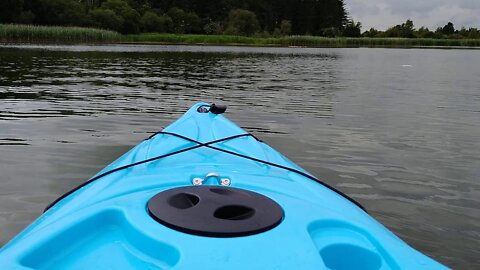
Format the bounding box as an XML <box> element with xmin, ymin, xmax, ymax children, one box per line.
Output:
<box><xmin>45</xmin><ymin>104</ymin><xmax>366</xmax><ymax>213</ymax></box>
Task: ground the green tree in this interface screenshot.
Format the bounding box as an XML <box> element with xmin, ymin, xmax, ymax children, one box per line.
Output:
<box><xmin>363</xmin><ymin>27</ymin><xmax>379</xmax><ymax>37</ymax></box>
<box><xmin>81</xmin><ymin>0</ymin><xmax>102</xmax><ymax>11</ymax></box>
<box><xmin>140</xmin><ymin>11</ymin><xmax>172</xmax><ymax>33</ymax></box>
<box><xmin>441</xmin><ymin>22</ymin><xmax>455</xmax><ymax>35</ymax></box>
<box><xmin>321</xmin><ymin>27</ymin><xmax>341</xmax><ymax>37</ymax></box>
<box><xmin>167</xmin><ymin>7</ymin><xmax>186</xmax><ymax>33</ymax></box>
<box><xmin>5</xmin><ymin>0</ymin><xmax>354</xmax><ymax>37</ymax></box>
<box><xmin>203</xmin><ymin>21</ymin><xmax>223</xmax><ymax>34</ymax></box>
<box><xmin>384</xmin><ymin>19</ymin><xmax>415</xmax><ymax>38</ymax></box>
<box><xmin>0</xmin><ymin>0</ymin><xmax>24</xmax><ymax>23</ymax></box>
<box><xmin>402</xmin><ymin>19</ymin><xmax>415</xmax><ymax>38</ymax></box>
<box><xmin>89</xmin><ymin>8</ymin><xmax>123</xmax><ymax>32</ymax></box>
<box><xmin>17</xmin><ymin>10</ymin><xmax>36</xmax><ymax>24</ymax></box>
<box><xmin>184</xmin><ymin>11</ymin><xmax>201</xmax><ymax>33</ymax></box>
<box><xmin>101</xmin><ymin>0</ymin><xmax>140</xmax><ymax>33</ymax></box>
<box><xmin>165</xmin><ymin>7</ymin><xmax>202</xmax><ymax>34</ymax></box>
<box><xmin>279</xmin><ymin>20</ymin><xmax>292</xmax><ymax>35</ymax></box>
<box><xmin>416</xmin><ymin>27</ymin><xmax>434</xmax><ymax>38</ymax></box>
<box><xmin>225</xmin><ymin>9</ymin><xmax>260</xmax><ymax>36</ymax></box>
<box><xmin>36</xmin><ymin>0</ymin><xmax>86</xmax><ymax>26</ymax></box>
<box><xmin>466</xmin><ymin>28</ymin><xmax>480</xmax><ymax>39</ymax></box>
<box><xmin>342</xmin><ymin>20</ymin><xmax>361</xmax><ymax>37</ymax></box>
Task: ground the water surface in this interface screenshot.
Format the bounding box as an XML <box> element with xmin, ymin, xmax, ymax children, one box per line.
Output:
<box><xmin>1</xmin><ymin>44</ymin><xmax>479</xmax><ymax>269</ymax></box>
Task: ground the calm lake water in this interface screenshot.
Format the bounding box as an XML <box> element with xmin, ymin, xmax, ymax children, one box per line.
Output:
<box><xmin>0</xmin><ymin>44</ymin><xmax>479</xmax><ymax>269</ymax></box>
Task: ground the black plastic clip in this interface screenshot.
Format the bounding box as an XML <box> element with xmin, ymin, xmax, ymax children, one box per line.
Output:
<box><xmin>197</xmin><ymin>104</ymin><xmax>227</xmax><ymax>114</ymax></box>
<box><xmin>209</xmin><ymin>104</ymin><xmax>227</xmax><ymax>114</ymax></box>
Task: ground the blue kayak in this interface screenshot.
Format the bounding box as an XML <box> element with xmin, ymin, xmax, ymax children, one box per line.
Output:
<box><xmin>0</xmin><ymin>103</ymin><xmax>448</xmax><ymax>269</ymax></box>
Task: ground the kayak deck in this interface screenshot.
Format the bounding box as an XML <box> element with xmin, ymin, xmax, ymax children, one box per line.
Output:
<box><xmin>0</xmin><ymin>103</ymin><xmax>447</xmax><ymax>269</ymax></box>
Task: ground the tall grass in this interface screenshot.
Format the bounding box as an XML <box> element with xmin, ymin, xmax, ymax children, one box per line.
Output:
<box><xmin>123</xmin><ymin>33</ymin><xmax>264</xmax><ymax>45</ymax></box>
<box><xmin>1</xmin><ymin>25</ymin><xmax>479</xmax><ymax>47</ymax></box>
<box><xmin>0</xmin><ymin>24</ymin><xmax>121</xmax><ymax>43</ymax></box>
<box><xmin>124</xmin><ymin>33</ymin><xmax>480</xmax><ymax>48</ymax></box>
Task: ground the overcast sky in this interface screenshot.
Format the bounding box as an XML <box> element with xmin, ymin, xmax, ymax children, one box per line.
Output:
<box><xmin>346</xmin><ymin>0</ymin><xmax>480</xmax><ymax>31</ymax></box>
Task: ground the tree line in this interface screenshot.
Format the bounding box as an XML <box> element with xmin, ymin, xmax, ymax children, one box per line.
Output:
<box><xmin>1</xmin><ymin>0</ymin><xmax>479</xmax><ymax>39</ymax></box>
<box><xmin>363</xmin><ymin>20</ymin><xmax>480</xmax><ymax>39</ymax></box>
<box><xmin>1</xmin><ymin>0</ymin><xmax>350</xmax><ymax>36</ymax></box>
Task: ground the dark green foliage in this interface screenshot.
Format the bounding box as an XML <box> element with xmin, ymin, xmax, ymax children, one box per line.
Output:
<box><xmin>17</xmin><ymin>10</ymin><xmax>36</xmax><ymax>24</ymax></box>
<box><xmin>384</xmin><ymin>19</ymin><xmax>414</xmax><ymax>38</ymax></box>
<box><xmin>12</xmin><ymin>0</ymin><xmax>349</xmax><ymax>36</ymax></box>
<box><xmin>148</xmin><ymin>0</ymin><xmax>347</xmax><ymax>35</ymax></box>
<box><xmin>1</xmin><ymin>0</ymin><xmax>479</xmax><ymax>39</ymax></box>
<box><xmin>459</xmin><ymin>27</ymin><xmax>480</xmax><ymax>39</ymax></box>
<box><xmin>343</xmin><ymin>20</ymin><xmax>361</xmax><ymax>37</ymax></box>
<box><xmin>362</xmin><ymin>20</ymin><xmax>480</xmax><ymax>40</ymax></box>
<box><xmin>416</xmin><ymin>27</ymin><xmax>434</xmax><ymax>38</ymax></box>
<box><xmin>321</xmin><ymin>27</ymin><xmax>341</xmax><ymax>37</ymax></box>
<box><xmin>37</xmin><ymin>0</ymin><xmax>87</xmax><ymax>26</ymax></box>
<box><xmin>184</xmin><ymin>11</ymin><xmax>201</xmax><ymax>33</ymax></box>
<box><xmin>89</xmin><ymin>8</ymin><xmax>124</xmax><ymax>32</ymax></box>
<box><xmin>279</xmin><ymin>20</ymin><xmax>292</xmax><ymax>35</ymax></box>
<box><xmin>166</xmin><ymin>7</ymin><xmax>186</xmax><ymax>34</ymax></box>
<box><xmin>441</xmin><ymin>22</ymin><xmax>455</xmax><ymax>35</ymax></box>
<box><xmin>225</xmin><ymin>9</ymin><xmax>260</xmax><ymax>36</ymax></box>
<box><xmin>140</xmin><ymin>11</ymin><xmax>172</xmax><ymax>33</ymax></box>
<box><xmin>363</xmin><ymin>28</ymin><xmax>379</xmax><ymax>38</ymax></box>
<box><xmin>101</xmin><ymin>0</ymin><xmax>141</xmax><ymax>34</ymax></box>
<box><xmin>0</xmin><ymin>0</ymin><xmax>25</xmax><ymax>23</ymax></box>
<box><xmin>165</xmin><ymin>7</ymin><xmax>201</xmax><ymax>34</ymax></box>
<box><xmin>203</xmin><ymin>21</ymin><xmax>223</xmax><ymax>35</ymax></box>
<box><xmin>82</xmin><ymin>0</ymin><xmax>102</xmax><ymax>11</ymax></box>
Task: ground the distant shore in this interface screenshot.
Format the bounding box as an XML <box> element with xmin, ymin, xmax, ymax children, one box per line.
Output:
<box><xmin>123</xmin><ymin>33</ymin><xmax>480</xmax><ymax>48</ymax></box>
<box><xmin>1</xmin><ymin>24</ymin><xmax>479</xmax><ymax>48</ymax></box>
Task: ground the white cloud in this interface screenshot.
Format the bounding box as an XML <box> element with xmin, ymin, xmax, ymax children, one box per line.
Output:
<box><xmin>345</xmin><ymin>0</ymin><xmax>480</xmax><ymax>31</ymax></box>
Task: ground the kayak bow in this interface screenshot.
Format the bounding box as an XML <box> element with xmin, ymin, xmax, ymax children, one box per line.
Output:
<box><xmin>0</xmin><ymin>103</ymin><xmax>448</xmax><ymax>269</ymax></box>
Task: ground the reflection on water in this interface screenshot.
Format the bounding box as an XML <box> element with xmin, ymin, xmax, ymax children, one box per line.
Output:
<box><xmin>1</xmin><ymin>45</ymin><xmax>479</xmax><ymax>269</ymax></box>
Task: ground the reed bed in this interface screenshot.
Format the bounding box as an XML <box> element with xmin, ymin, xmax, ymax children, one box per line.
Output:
<box><xmin>125</xmin><ymin>33</ymin><xmax>480</xmax><ymax>48</ymax></box>
<box><xmin>0</xmin><ymin>24</ymin><xmax>121</xmax><ymax>43</ymax></box>
<box><xmin>1</xmin><ymin>25</ymin><xmax>479</xmax><ymax>47</ymax></box>
<box><xmin>124</xmin><ymin>33</ymin><xmax>263</xmax><ymax>45</ymax></box>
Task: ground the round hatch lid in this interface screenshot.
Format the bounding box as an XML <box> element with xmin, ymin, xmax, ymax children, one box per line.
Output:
<box><xmin>147</xmin><ymin>186</ymin><xmax>283</xmax><ymax>237</ymax></box>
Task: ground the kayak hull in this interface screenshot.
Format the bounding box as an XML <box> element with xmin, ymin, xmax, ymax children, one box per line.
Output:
<box><xmin>0</xmin><ymin>103</ymin><xmax>448</xmax><ymax>269</ymax></box>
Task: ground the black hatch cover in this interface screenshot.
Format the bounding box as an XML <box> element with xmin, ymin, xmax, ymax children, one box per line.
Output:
<box><xmin>147</xmin><ymin>186</ymin><xmax>284</xmax><ymax>237</ymax></box>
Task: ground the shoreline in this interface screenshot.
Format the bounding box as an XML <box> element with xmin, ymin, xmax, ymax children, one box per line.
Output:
<box><xmin>1</xmin><ymin>24</ymin><xmax>479</xmax><ymax>49</ymax></box>
<box><xmin>121</xmin><ymin>34</ymin><xmax>480</xmax><ymax>49</ymax></box>
<box><xmin>118</xmin><ymin>41</ymin><xmax>480</xmax><ymax>50</ymax></box>
<box><xmin>3</xmin><ymin>41</ymin><xmax>480</xmax><ymax>50</ymax></box>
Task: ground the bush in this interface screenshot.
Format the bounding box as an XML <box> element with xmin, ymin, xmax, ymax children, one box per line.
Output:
<box><xmin>203</xmin><ymin>21</ymin><xmax>223</xmax><ymax>35</ymax></box>
<box><xmin>17</xmin><ymin>11</ymin><xmax>36</xmax><ymax>24</ymax></box>
<box><xmin>140</xmin><ymin>11</ymin><xmax>172</xmax><ymax>33</ymax></box>
<box><xmin>280</xmin><ymin>20</ymin><xmax>292</xmax><ymax>35</ymax></box>
<box><xmin>100</xmin><ymin>0</ymin><xmax>140</xmax><ymax>34</ymax></box>
<box><xmin>441</xmin><ymin>22</ymin><xmax>455</xmax><ymax>35</ymax></box>
<box><xmin>363</xmin><ymin>28</ymin><xmax>379</xmax><ymax>38</ymax></box>
<box><xmin>38</xmin><ymin>0</ymin><xmax>87</xmax><ymax>26</ymax></box>
<box><xmin>322</xmin><ymin>27</ymin><xmax>341</xmax><ymax>37</ymax></box>
<box><xmin>415</xmin><ymin>27</ymin><xmax>434</xmax><ymax>38</ymax></box>
<box><xmin>166</xmin><ymin>7</ymin><xmax>202</xmax><ymax>34</ymax></box>
<box><xmin>342</xmin><ymin>20</ymin><xmax>362</xmax><ymax>37</ymax></box>
<box><xmin>225</xmin><ymin>9</ymin><xmax>259</xmax><ymax>36</ymax></box>
<box><xmin>184</xmin><ymin>12</ymin><xmax>201</xmax><ymax>33</ymax></box>
<box><xmin>0</xmin><ymin>0</ymin><xmax>24</xmax><ymax>23</ymax></box>
<box><xmin>384</xmin><ymin>19</ymin><xmax>414</xmax><ymax>38</ymax></box>
<box><xmin>89</xmin><ymin>9</ymin><xmax>123</xmax><ymax>32</ymax></box>
<box><xmin>167</xmin><ymin>7</ymin><xmax>186</xmax><ymax>33</ymax></box>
